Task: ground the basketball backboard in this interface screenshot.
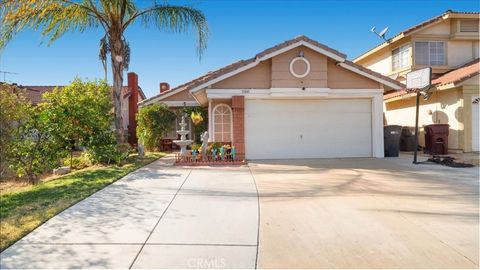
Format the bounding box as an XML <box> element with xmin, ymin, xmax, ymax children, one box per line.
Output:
<box><xmin>406</xmin><ymin>67</ymin><xmax>432</xmax><ymax>90</ymax></box>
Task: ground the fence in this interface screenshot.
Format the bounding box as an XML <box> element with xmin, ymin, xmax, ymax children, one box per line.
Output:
<box><xmin>174</xmin><ymin>152</ymin><xmax>246</xmax><ymax>166</ymax></box>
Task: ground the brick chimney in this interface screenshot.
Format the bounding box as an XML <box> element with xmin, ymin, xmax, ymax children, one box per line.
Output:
<box><xmin>127</xmin><ymin>72</ymin><xmax>139</xmax><ymax>146</ymax></box>
<box><xmin>160</xmin><ymin>82</ymin><xmax>170</xmax><ymax>93</ymax></box>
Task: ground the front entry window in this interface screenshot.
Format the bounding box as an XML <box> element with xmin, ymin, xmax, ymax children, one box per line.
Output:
<box><xmin>212</xmin><ymin>104</ymin><xmax>232</xmax><ymax>142</ymax></box>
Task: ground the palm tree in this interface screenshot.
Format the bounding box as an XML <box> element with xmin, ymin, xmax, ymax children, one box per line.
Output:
<box><xmin>0</xmin><ymin>0</ymin><xmax>208</xmax><ymax>144</ymax></box>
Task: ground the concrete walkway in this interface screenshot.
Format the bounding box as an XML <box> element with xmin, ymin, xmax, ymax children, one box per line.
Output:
<box><xmin>0</xmin><ymin>155</ymin><xmax>259</xmax><ymax>269</ymax></box>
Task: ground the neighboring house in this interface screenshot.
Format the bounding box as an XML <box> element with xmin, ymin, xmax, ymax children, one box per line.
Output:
<box><xmin>354</xmin><ymin>10</ymin><xmax>480</xmax><ymax>152</ymax></box>
<box><xmin>1</xmin><ymin>72</ymin><xmax>146</xmax><ymax>145</ymax></box>
<box><xmin>139</xmin><ymin>35</ymin><xmax>404</xmax><ymax>159</ymax></box>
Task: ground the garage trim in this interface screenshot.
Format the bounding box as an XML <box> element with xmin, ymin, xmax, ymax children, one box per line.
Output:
<box><xmin>209</xmin><ymin>88</ymin><xmax>384</xmax><ymax>158</ymax></box>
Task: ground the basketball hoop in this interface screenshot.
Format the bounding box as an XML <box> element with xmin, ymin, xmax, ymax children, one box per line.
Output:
<box><xmin>406</xmin><ymin>67</ymin><xmax>432</xmax><ymax>164</ymax></box>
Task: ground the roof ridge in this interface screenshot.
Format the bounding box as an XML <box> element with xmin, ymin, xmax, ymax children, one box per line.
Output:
<box><xmin>141</xmin><ymin>35</ymin><xmax>351</xmax><ymax>104</ymax></box>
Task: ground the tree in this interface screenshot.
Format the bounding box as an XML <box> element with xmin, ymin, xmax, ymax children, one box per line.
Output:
<box><xmin>41</xmin><ymin>78</ymin><xmax>114</xmax><ymax>165</ymax></box>
<box><xmin>3</xmin><ymin>100</ymin><xmax>62</xmax><ymax>184</ymax></box>
<box><xmin>136</xmin><ymin>104</ymin><xmax>176</xmax><ymax>150</ymax></box>
<box><xmin>0</xmin><ymin>85</ymin><xmax>32</xmax><ymax>179</ymax></box>
<box><xmin>1</xmin><ymin>0</ymin><xmax>209</xmax><ymax>144</ymax></box>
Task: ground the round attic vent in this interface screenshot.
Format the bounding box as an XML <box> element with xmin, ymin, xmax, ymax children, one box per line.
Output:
<box><xmin>290</xmin><ymin>57</ymin><xmax>310</xmax><ymax>78</ymax></box>
<box><xmin>289</xmin><ymin>57</ymin><xmax>310</xmax><ymax>78</ymax></box>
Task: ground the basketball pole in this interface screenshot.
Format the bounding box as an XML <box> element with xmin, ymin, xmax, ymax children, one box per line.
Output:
<box><xmin>406</xmin><ymin>67</ymin><xmax>431</xmax><ymax>165</ymax></box>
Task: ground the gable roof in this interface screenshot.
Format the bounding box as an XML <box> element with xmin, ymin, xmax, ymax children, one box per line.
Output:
<box><xmin>354</xmin><ymin>10</ymin><xmax>480</xmax><ymax>63</ymax></box>
<box><xmin>384</xmin><ymin>58</ymin><xmax>480</xmax><ymax>101</ymax></box>
<box><xmin>140</xmin><ymin>35</ymin><xmax>404</xmax><ymax>106</ymax></box>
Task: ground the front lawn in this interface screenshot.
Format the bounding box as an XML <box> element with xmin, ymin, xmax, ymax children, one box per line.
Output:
<box><xmin>0</xmin><ymin>152</ymin><xmax>165</xmax><ymax>251</ymax></box>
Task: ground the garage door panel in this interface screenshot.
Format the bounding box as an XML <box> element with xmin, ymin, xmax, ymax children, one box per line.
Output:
<box><xmin>245</xmin><ymin>99</ymin><xmax>372</xmax><ymax>159</ymax></box>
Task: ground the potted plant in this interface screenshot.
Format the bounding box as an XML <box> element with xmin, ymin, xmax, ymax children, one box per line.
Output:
<box><xmin>190</xmin><ymin>111</ymin><xmax>204</xmax><ymax>125</ymax></box>
<box><xmin>191</xmin><ymin>143</ymin><xmax>200</xmax><ymax>159</ymax></box>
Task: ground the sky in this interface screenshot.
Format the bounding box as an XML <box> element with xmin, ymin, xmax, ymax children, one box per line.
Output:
<box><xmin>1</xmin><ymin>0</ymin><xmax>479</xmax><ymax>98</ymax></box>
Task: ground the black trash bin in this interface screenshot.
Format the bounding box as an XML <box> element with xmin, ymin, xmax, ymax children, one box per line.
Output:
<box><xmin>400</xmin><ymin>126</ymin><xmax>416</xmax><ymax>151</ymax></box>
<box><xmin>384</xmin><ymin>125</ymin><xmax>402</xmax><ymax>157</ymax></box>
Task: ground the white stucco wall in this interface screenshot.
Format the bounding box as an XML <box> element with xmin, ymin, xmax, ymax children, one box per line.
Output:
<box><xmin>384</xmin><ymin>88</ymin><xmax>462</xmax><ymax>150</ymax></box>
<box><xmin>418</xmin><ymin>20</ymin><xmax>451</xmax><ymax>35</ymax></box>
<box><xmin>448</xmin><ymin>41</ymin><xmax>477</xmax><ymax>67</ymax></box>
<box><xmin>363</xmin><ymin>50</ymin><xmax>392</xmax><ymax>75</ymax></box>
<box><xmin>474</xmin><ymin>41</ymin><xmax>479</xmax><ymax>59</ymax></box>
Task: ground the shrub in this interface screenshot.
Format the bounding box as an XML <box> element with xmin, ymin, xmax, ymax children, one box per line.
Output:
<box><xmin>63</xmin><ymin>152</ymin><xmax>92</xmax><ymax>169</ymax></box>
<box><xmin>7</xmin><ymin>106</ymin><xmax>63</xmax><ymax>184</ymax></box>
<box><xmin>0</xmin><ymin>84</ymin><xmax>32</xmax><ymax>179</ymax></box>
<box><xmin>42</xmin><ymin>79</ymin><xmax>116</xmax><ymax>165</ymax></box>
<box><xmin>114</xmin><ymin>143</ymin><xmax>132</xmax><ymax>164</ymax></box>
<box><xmin>137</xmin><ymin>104</ymin><xmax>176</xmax><ymax>150</ymax></box>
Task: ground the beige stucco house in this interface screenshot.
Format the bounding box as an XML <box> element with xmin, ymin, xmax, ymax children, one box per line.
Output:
<box><xmin>140</xmin><ymin>35</ymin><xmax>404</xmax><ymax>159</ymax></box>
<box><xmin>354</xmin><ymin>10</ymin><xmax>479</xmax><ymax>152</ymax></box>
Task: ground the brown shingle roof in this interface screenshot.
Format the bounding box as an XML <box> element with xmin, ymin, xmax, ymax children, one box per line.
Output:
<box><xmin>354</xmin><ymin>10</ymin><xmax>480</xmax><ymax>62</ymax></box>
<box><xmin>22</xmin><ymin>86</ymin><xmax>60</xmax><ymax>104</ymax></box>
<box><xmin>384</xmin><ymin>58</ymin><xmax>480</xmax><ymax>101</ymax></box>
<box><xmin>17</xmin><ymin>85</ymin><xmax>144</xmax><ymax>104</ymax></box>
<box><xmin>432</xmin><ymin>58</ymin><xmax>479</xmax><ymax>86</ymax></box>
<box><xmin>142</xmin><ymin>35</ymin><xmax>403</xmax><ymax>105</ymax></box>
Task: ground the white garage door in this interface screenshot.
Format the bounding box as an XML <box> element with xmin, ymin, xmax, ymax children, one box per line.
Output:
<box><xmin>245</xmin><ymin>99</ymin><xmax>372</xmax><ymax>159</ymax></box>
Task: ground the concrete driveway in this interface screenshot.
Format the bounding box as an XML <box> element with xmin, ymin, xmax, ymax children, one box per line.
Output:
<box><xmin>1</xmin><ymin>155</ymin><xmax>478</xmax><ymax>269</ymax></box>
<box><xmin>250</xmin><ymin>156</ymin><xmax>479</xmax><ymax>269</ymax></box>
<box><xmin>0</xmin><ymin>156</ymin><xmax>259</xmax><ymax>269</ymax></box>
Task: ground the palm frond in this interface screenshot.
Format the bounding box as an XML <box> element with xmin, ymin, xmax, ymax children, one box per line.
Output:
<box><xmin>0</xmin><ymin>0</ymin><xmax>102</xmax><ymax>48</ymax></box>
<box><xmin>99</xmin><ymin>36</ymin><xmax>110</xmax><ymax>79</ymax></box>
<box><xmin>137</xmin><ymin>5</ymin><xmax>209</xmax><ymax>57</ymax></box>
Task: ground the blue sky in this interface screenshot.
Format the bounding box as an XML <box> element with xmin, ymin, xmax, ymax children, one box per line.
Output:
<box><xmin>1</xmin><ymin>0</ymin><xmax>479</xmax><ymax>98</ymax></box>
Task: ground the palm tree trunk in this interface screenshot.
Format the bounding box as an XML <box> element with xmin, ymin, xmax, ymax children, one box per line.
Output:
<box><xmin>109</xmin><ymin>34</ymin><xmax>125</xmax><ymax>144</ymax></box>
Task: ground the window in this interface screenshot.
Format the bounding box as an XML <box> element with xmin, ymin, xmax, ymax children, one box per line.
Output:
<box><xmin>460</xmin><ymin>20</ymin><xmax>479</xmax><ymax>32</ymax></box>
<box><xmin>212</xmin><ymin>104</ymin><xmax>232</xmax><ymax>142</ymax></box>
<box><xmin>414</xmin><ymin>41</ymin><xmax>445</xmax><ymax>66</ymax></box>
<box><xmin>392</xmin><ymin>45</ymin><xmax>410</xmax><ymax>71</ymax></box>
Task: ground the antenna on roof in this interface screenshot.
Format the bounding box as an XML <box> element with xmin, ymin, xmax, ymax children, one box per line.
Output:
<box><xmin>0</xmin><ymin>70</ymin><xmax>18</xmax><ymax>82</ymax></box>
<box><xmin>371</xmin><ymin>26</ymin><xmax>389</xmax><ymax>41</ymax></box>
<box><xmin>0</xmin><ymin>55</ymin><xmax>18</xmax><ymax>82</ymax></box>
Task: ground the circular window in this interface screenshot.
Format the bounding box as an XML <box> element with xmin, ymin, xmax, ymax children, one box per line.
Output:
<box><xmin>289</xmin><ymin>57</ymin><xmax>311</xmax><ymax>78</ymax></box>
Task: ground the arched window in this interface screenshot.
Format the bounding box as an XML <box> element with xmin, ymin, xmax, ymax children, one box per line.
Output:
<box><xmin>212</xmin><ymin>104</ymin><xmax>232</xmax><ymax>142</ymax></box>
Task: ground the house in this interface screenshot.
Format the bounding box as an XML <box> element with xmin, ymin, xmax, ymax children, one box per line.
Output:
<box><xmin>354</xmin><ymin>10</ymin><xmax>480</xmax><ymax>152</ymax></box>
<box><xmin>139</xmin><ymin>35</ymin><xmax>404</xmax><ymax>159</ymax></box>
<box><xmin>1</xmin><ymin>72</ymin><xmax>145</xmax><ymax>145</ymax></box>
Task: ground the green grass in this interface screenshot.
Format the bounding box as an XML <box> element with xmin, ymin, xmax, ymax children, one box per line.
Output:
<box><xmin>0</xmin><ymin>152</ymin><xmax>165</xmax><ymax>251</ymax></box>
